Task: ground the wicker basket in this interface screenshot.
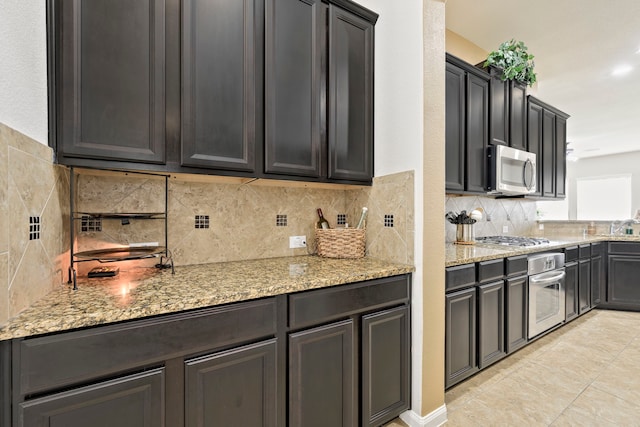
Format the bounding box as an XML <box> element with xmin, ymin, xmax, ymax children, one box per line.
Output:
<box><xmin>315</xmin><ymin>227</ymin><xmax>366</xmax><ymax>259</ymax></box>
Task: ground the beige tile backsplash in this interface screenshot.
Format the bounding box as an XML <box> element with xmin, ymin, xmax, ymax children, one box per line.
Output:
<box><xmin>445</xmin><ymin>194</ymin><xmax>538</xmax><ymax>242</ymax></box>
<box><xmin>0</xmin><ymin>123</ymin><xmax>70</xmax><ymax>325</ymax></box>
<box><xmin>0</xmin><ymin>120</ymin><xmax>414</xmax><ymax>325</ymax></box>
<box><xmin>75</xmin><ymin>170</ymin><xmax>415</xmax><ymax>272</ymax></box>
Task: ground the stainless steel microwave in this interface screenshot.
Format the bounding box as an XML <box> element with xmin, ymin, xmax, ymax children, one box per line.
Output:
<box><xmin>488</xmin><ymin>145</ymin><xmax>536</xmax><ymax>195</ymax></box>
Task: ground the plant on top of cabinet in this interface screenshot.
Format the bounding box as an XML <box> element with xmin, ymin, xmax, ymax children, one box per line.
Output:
<box><xmin>484</xmin><ymin>39</ymin><xmax>537</xmax><ymax>87</ymax></box>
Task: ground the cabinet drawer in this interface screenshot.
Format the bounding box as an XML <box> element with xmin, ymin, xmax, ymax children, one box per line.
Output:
<box><xmin>564</xmin><ymin>246</ymin><xmax>578</xmax><ymax>262</ymax></box>
<box><xmin>16</xmin><ymin>298</ymin><xmax>277</xmax><ymax>396</ymax></box>
<box><xmin>289</xmin><ymin>275</ymin><xmax>410</xmax><ymax>329</ymax></box>
<box><xmin>445</xmin><ymin>264</ymin><xmax>476</xmax><ymax>292</ymax></box>
<box><xmin>579</xmin><ymin>244</ymin><xmax>591</xmax><ymax>259</ymax></box>
<box><xmin>478</xmin><ymin>259</ymin><xmax>504</xmax><ymax>283</ymax></box>
<box><xmin>505</xmin><ymin>255</ymin><xmax>527</xmax><ymax>277</ymax></box>
<box><xmin>608</xmin><ymin>241</ymin><xmax>640</xmax><ymax>255</ymax></box>
<box><xmin>591</xmin><ymin>242</ymin><xmax>604</xmax><ymax>257</ymax></box>
<box><xmin>19</xmin><ymin>368</ymin><xmax>165</xmax><ymax>427</ymax></box>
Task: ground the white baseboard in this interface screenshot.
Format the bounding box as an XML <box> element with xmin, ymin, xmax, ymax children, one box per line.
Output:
<box><xmin>399</xmin><ymin>405</ymin><xmax>448</xmax><ymax>427</ymax></box>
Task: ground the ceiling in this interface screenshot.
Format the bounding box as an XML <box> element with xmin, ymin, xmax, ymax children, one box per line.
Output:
<box><xmin>445</xmin><ymin>0</ymin><xmax>640</xmax><ymax>159</ymax></box>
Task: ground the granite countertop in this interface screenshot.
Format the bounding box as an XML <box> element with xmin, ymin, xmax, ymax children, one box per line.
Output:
<box><xmin>0</xmin><ymin>256</ymin><xmax>414</xmax><ymax>341</ymax></box>
<box><xmin>446</xmin><ymin>234</ymin><xmax>640</xmax><ymax>267</ymax></box>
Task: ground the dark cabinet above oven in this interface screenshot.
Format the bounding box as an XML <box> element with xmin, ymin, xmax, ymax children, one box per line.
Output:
<box><xmin>445</xmin><ymin>54</ymin><xmax>569</xmax><ymax>199</ymax></box>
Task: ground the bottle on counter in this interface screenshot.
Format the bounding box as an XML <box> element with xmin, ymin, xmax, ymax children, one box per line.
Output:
<box><xmin>356</xmin><ymin>207</ymin><xmax>368</xmax><ymax>229</ymax></box>
<box><xmin>316</xmin><ymin>208</ymin><xmax>330</xmax><ymax>229</ymax></box>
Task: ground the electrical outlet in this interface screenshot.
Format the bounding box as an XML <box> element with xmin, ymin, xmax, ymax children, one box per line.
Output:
<box><xmin>289</xmin><ymin>236</ymin><xmax>307</xmax><ymax>249</ymax></box>
<box><xmin>539</xmin><ymin>223</ymin><xmax>545</xmax><ymax>231</ymax></box>
<box><xmin>502</xmin><ymin>225</ymin><xmax>509</xmax><ymax>233</ymax></box>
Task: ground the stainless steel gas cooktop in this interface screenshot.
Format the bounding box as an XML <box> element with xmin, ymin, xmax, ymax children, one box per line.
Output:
<box><xmin>475</xmin><ymin>236</ymin><xmax>550</xmax><ymax>247</ymax></box>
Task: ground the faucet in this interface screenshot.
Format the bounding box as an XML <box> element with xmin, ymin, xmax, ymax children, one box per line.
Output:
<box><xmin>610</xmin><ymin>219</ymin><xmax>639</xmax><ymax>235</ymax></box>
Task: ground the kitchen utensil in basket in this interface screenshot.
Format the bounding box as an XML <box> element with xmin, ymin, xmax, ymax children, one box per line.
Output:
<box><xmin>315</xmin><ymin>227</ymin><xmax>366</xmax><ymax>258</ymax></box>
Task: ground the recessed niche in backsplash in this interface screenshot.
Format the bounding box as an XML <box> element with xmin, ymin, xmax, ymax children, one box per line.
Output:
<box><xmin>445</xmin><ymin>195</ymin><xmax>537</xmax><ymax>243</ymax></box>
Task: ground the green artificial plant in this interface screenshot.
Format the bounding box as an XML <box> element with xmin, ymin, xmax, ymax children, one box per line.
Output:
<box><xmin>484</xmin><ymin>39</ymin><xmax>537</xmax><ymax>87</ymax></box>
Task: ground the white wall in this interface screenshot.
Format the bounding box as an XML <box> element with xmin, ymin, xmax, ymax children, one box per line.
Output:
<box><xmin>357</xmin><ymin>0</ymin><xmax>427</xmax><ymax>417</ymax></box>
<box><xmin>0</xmin><ymin>1</ymin><xmax>48</xmax><ymax>144</ymax></box>
<box><xmin>567</xmin><ymin>152</ymin><xmax>640</xmax><ymax>219</ymax></box>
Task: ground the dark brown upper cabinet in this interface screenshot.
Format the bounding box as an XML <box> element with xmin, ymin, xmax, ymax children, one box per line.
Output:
<box><xmin>181</xmin><ymin>0</ymin><xmax>262</xmax><ymax>173</ymax></box>
<box><xmin>484</xmin><ymin>66</ymin><xmax>527</xmax><ymax>150</ymax></box>
<box><xmin>264</xmin><ymin>0</ymin><xmax>325</xmax><ymax>178</ymax></box>
<box><xmin>527</xmin><ymin>96</ymin><xmax>569</xmax><ymax>199</ymax></box>
<box><xmin>49</xmin><ymin>0</ymin><xmax>377</xmax><ymax>185</ymax></box>
<box><xmin>55</xmin><ymin>0</ymin><xmax>166</xmax><ymax>164</ymax></box>
<box><xmin>445</xmin><ymin>54</ymin><xmax>489</xmax><ymax>194</ymax></box>
<box><xmin>444</xmin><ymin>56</ymin><xmax>569</xmax><ymax>198</ymax></box>
<box><xmin>509</xmin><ymin>81</ymin><xmax>527</xmax><ymax>151</ymax></box>
<box><xmin>327</xmin><ymin>5</ymin><xmax>374</xmax><ymax>182</ymax></box>
<box><xmin>264</xmin><ymin>1</ymin><xmax>375</xmax><ymax>183</ymax></box>
<box><xmin>526</xmin><ymin>100</ymin><xmax>543</xmax><ymax>197</ymax></box>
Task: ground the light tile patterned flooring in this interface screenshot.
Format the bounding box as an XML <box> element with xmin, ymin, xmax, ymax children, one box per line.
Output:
<box><xmin>385</xmin><ymin>309</ymin><xmax>640</xmax><ymax>426</ymax></box>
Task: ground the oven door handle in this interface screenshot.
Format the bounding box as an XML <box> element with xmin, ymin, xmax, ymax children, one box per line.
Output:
<box><xmin>530</xmin><ymin>271</ymin><xmax>566</xmax><ymax>284</ymax></box>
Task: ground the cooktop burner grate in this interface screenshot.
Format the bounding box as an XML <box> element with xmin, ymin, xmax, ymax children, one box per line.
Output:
<box><xmin>475</xmin><ymin>236</ymin><xmax>550</xmax><ymax>246</ymax></box>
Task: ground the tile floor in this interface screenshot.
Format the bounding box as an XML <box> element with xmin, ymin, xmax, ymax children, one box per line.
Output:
<box><xmin>384</xmin><ymin>308</ymin><xmax>640</xmax><ymax>426</ymax></box>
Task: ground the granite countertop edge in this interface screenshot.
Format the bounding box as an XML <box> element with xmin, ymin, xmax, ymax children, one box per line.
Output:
<box><xmin>446</xmin><ymin>235</ymin><xmax>640</xmax><ymax>267</ymax></box>
<box><xmin>0</xmin><ymin>256</ymin><xmax>415</xmax><ymax>341</ymax></box>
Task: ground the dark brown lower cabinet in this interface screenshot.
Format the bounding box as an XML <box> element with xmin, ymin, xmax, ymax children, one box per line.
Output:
<box><xmin>579</xmin><ymin>259</ymin><xmax>591</xmax><ymax>314</ymax></box>
<box><xmin>6</xmin><ymin>275</ymin><xmax>410</xmax><ymax>426</ymax></box>
<box><xmin>478</xmin><ymin>280</ymin><xmax>506</xmax><ymax>368</ymax></box>
<box><xmin>445</xmin><ymin>287</ymin><xmax>478</xmax><ymax>388</ymax></box>
<box><xmin>591</xmin><ymin>255</ymin><xmax>603</xmax><ymax>306</ymax></box>
<box><xmin>565</xmin><ymin>261</ymin><xmax>579</xmax><ymax>321</ymax></box>
<box><xmin>185</xmin><ymin>339</ymin><xmax>277</xmax><ymax>427</ymax></box>
<box><xmin>289</xmin><ymin>320</ymin><xmax>355</xmax><ymax>427</ymax></box>
<box><xmin>505</xmin><ymin>275</ymin><xmax>528</xmax><ymax>353</ymax></box>
<box><xmin>607</xmin><ymin>255</ymin><xmax>640</xmax><ymax>307</ymax></box>
<box><xmin>362</xmin><ymin>305</ymin><xmax>410</xmax><ymax>427</ymax></box>
<box><xmin>18</xmin><ymin>369</ymin><xmax>164</xmax><ymax>427</ymax></box>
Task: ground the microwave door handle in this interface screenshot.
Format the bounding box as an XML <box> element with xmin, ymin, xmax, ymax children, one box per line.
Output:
<box><xmin>523</xmin><ymin>159</ymin><xmax>535</xmax><ymax>190</ymax></box>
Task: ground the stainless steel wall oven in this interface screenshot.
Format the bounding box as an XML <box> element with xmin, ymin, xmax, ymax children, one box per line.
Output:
<box><xmin>528</xmin><ymin>253</ymin><xmax>566</xmax><ymax>339</ymax></box>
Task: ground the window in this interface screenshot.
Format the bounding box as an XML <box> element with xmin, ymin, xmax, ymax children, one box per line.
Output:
<box><xmin>576</xmin><ymin>175</ymin><xmax>631</xmax><ymax>220</ymax></box>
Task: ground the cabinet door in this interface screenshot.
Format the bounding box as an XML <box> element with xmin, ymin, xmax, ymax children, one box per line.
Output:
<box><xmin>1</xmin><ymin>341</ymin><xmax>9</xmax><ymax>427</ymax></box>
<box><xmin>265</xmin><ymin>0</ymin><xmax>325</xmax><ymax>177</ymax></box>
<box><xmin>509</xmin><ymin>81</ymin><xmax>527</xmax><ymax>151</ymax></box>
<box><xmin>445</xmin><ymin>287</ymin><xmax>478</xmax><ymax>388</ymax></box>
<box><xmin>466</xmin><ymin>73</ymin><xmax>489</xmax><ymax>193</ymax></box>
<box><xmin>58</xmin><ymin>0</ymin><xmax>166</xmax><ymax>164</ymax></box>
<box><xmin>542</xmin><ymin>109</ymin><xmax>556</xmax><ymax>197</ymax></box>
<box><xmin>608</xmin><ymin>256</ymin><xmax>640</xmax><ymax>306</ymax></box>
<box><xmin>185</xmin><ymin>339</ymin><xmax>277</xmax><ymax>427</ymax></box>
<box><xmin>488</xmin><ymin>69</ymin><xmax>509</xmax><ymax>146</ymax></box>
<box><xmin>289</xmin><ymin>320</ymin><xmax>355</xmax><ymax>427</ymax></box>
<box><xmin>328</xmin><ymin>5</ymin><xmax>374</xmax><ymax>182</ymax></box>
<box><xmin>506</xmin><ymin>275</ymin><xmax>528</xmax><ymax>353</ymax></box>
<box><xmin>181</xmin><ymin>0</ymin><xmax>261</xmax><ymax>172</ymax></box>
<box><xmin>478</xmin><ymin>281</ymin><xmax>506</xmax><ymax>369</ymax></box>
<box><xmin>578</xmin><ymin>259</ymin><xmax>591</xmax><ymax>314</ymax></box>
<box><xmin>565</xmin><ymin>261</ymin><xmax>579</xmax><ymax>321</ymax></box>
<box><xmin>445</xmin><ymin>62</ymin><xmax>466</xmax><ymax>192</ymax></box>
<box><xmin>555</xmin><ymin>115</ymin><xmax>568</xmax><ymax>198</ymax></box>
<box><xmin>362</xmin><ymin>305</ymin><xmax>410</xmax><ymax>427</ymax></box>
<box><xmin>19</xmin><ymin>369</ymin><xmax>164</xmax><ymax>427</ymax></box>
<box><xmin>591</xmin><ymin>255</ymin><xmax>603</xmax><ymax>306</ymax></box>
<box><xmin>527</xmin><ymin>100</ymin><xmax>543</xmax><ymax>197</ymax></box>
